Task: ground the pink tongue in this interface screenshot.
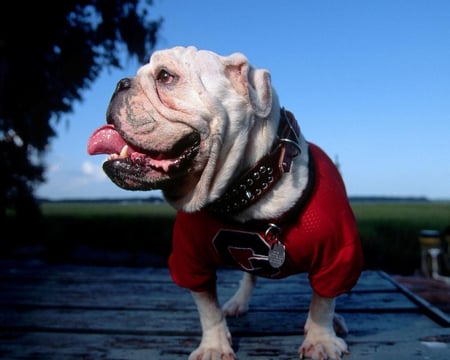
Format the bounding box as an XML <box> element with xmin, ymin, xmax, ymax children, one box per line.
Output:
<box><xmin>87</xmin><ymin>124</ymin><xmax>129</xmax><ymax>155</ymax></box>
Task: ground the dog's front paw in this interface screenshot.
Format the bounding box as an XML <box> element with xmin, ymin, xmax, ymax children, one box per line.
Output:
<box><xmin>189</xmin><ymin>344</ymin><xmax>236</xmax><ymax>360</ymax></box>
<box><xmin>222</xmin><ymin>273</ymin><xmax>255</xmax><ymax>317</ymax></box>
<box><xmin>333</xmin><ymin>313</ymin><xmax>348</xmax><ymax>337</ymax></box>
<box><xmin>299</xmin><ymin>331</ymin><xmax>349</xmax><ymax>360</ymax></box>
<box><xmin>189</xmin><ymin>323</ymin><xmax>236</xmax><ymax>360</ymax></box>
<box><xmin>222</xmin><ymin>295</ymin><xmax>250</xmax><ymax>317</ymax></box>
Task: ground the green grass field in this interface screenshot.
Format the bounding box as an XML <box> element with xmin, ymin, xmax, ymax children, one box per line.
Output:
<box><xmin>351</xmin><ymin>202</ymin><xmax>450</xmax><ymax>226</ymax></box>
<box><xmin>350</xmin><ymin>201</ymin><xmax>450</xmax><ymax>274</ymax></box>
<box><xmin>40</xmin><ymin>201</ymin><xmax>177</xmax><ymax>218</ymax></box>
<box><xmin>5</xmin><ymin>200</ymin><xmax>450</xmax><ymax>275</ymax></box>
<box><xmin>39</xmin><ymin>200</ymin><xmax>450</xmax><ymax>224</ymax></box>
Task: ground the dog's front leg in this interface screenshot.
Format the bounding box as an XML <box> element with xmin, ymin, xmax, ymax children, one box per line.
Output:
<box><xmin>299</xmin><ymin>291</ymin><xmax>349</xmax><ymax>360</ymax></box>
<box><xmin>189</xmin><ymin>289</ymin><xmax>236</xmax><ymax>360</ymax></box>
<box><xmin>223</xmin><ymin>272</ymin><xmax>256</xmax><ymax>317</ymax></box>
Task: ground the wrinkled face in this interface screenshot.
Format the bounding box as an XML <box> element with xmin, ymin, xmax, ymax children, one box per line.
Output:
<box><xmin>87</xmin><ymin>46</ymin><xmax>274</xmax><ymax>209</ymax></box>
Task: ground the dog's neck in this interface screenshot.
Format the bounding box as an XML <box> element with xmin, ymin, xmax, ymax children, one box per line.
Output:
<box><xmin>206</xmin><ymin>108</ymin><xmax>304</xmax><ymax>218</ymax></box>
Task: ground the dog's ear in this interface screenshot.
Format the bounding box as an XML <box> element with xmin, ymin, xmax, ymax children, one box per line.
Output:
<box><xmin>225</xmin><ymin>53</ymin><xmax>273</xmax><ymax>118</ymax></box>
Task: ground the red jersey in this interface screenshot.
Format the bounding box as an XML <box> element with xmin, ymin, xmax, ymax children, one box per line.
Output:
<box><xmin>169</xmin><ymin>143</ymin><xmax>363</xmax><ymax>298</ymax></box>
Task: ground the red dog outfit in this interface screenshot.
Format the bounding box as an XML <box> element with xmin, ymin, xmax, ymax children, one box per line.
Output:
<box><xmin>169</xmin><ymin>143</ymin><xmax>363</xmax><ymax>298</ymax></box>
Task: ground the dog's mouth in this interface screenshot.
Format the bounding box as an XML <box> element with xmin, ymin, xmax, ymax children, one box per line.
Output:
<box><xmin>87</xmin><ymin>124</ymin><xmax>200</xmax><ymax>190</ymax></box>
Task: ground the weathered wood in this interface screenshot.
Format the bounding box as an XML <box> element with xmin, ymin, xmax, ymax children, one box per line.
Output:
<box><xmin>1</xmin><ymin>321</ymin><xmax>449</xmax><ymax>360</ymax></box>
<box><xmin>0</xmin><ymin>265</ymin><xmax>410</xmax><ymax>311</ymax></box>
<box><xmin>0</xmin><ymin>305</ymin><xmax>429</xmax><ymax>336</ymax></box>
<box><xmin>0</xmin><ymin>281</ymin><xmax>416</xmax><ymax>312</ymax></box>
<box><xmin>1</xmin><ymin>261</ymin><xmax>449</xmax><ymax>359</ymax></box>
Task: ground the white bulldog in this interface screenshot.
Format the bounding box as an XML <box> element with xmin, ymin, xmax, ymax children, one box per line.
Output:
<box><xmin>87</xmin><ymin>46</ymin><xmax>364</xmax><ymax>360</ymax></box>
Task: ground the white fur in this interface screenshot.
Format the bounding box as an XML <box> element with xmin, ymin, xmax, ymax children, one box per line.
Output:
<box><xmin>132</xmin><ymin>46</ymin><xmax>350</xmax><ymax>359</ymax></box>
<box><xmin>190</xmin><ymin>274</ymin><xmax>349</xmax><ymax>360</ymax></box>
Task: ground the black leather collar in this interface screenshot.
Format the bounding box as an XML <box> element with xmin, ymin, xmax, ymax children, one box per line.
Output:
<box><xmin>206</xmin><ymin>108</ymin><xmax>304</xmax><ymax>217</ymax></box>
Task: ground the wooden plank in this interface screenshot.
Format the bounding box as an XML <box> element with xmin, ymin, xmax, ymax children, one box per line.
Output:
<box><xmin>1</xmin><ymin>318</ymin><xmax>450</xmax><ymax>360</ymax></box>
<box><xmin>0</xmin><ymin>331</ymin><xmax>193</xmax><ymax>360</ymax></box>
<box><xmin>0</xmin><ymin>263</ymin><xmax>412</xmax><ymax>312</ymax></box>
<box><xmin>0</xmin><ymin>282</ymin><xmax>417</xmax><ymax>312</ymax></box>
<box><xmin>0</xmin><ymin>261</ymin><xmax>397</xmax><ymax>290</ymax></box>
<box><xmin>0</xmin><ymin>305</ymin><xmax>429</xmax><ymax>336</ymax></box>
<box><xmin>1</xmin><ymin>262</ymin><xmax>450</xmax><ymax>359</ymax></box>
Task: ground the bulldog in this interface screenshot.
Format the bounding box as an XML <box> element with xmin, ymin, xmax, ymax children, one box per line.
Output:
<box><xmin>87</xmin><ymin>46</ymin><xmax>363</xmax><ymax>360</ymax></box>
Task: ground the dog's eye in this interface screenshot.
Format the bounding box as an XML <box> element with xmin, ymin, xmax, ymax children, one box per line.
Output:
<box><xmin>156</xmin><ymin>69</ymin><xmax>175</xmax><ymax>84</ymax></box>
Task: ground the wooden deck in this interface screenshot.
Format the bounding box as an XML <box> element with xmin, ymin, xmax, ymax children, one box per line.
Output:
<box><xmin>1</xmin><ymin>260</ymin><xmax>450</xmax><ymax>359</ymax></box>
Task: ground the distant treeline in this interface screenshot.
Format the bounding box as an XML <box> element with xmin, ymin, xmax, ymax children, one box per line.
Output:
<box><xmin>38</xmin><ymin>195</ymin><xmax>433</xmax><ymax>204</ymax></box>
<box><xmin>38</xmin><ymin>196</ymin><xmax>165</xmax><ymax>204</ymax></box>
<box><xmin>349</xmin><ymin>196</ymin><xmax>430</xmax><ymax>203</ymax></box>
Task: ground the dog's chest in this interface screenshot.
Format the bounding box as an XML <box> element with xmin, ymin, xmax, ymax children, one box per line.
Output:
<box><xmin>169</xmin><ymin>142</ymin><xmax>363</xmax><ymax>296</ymax></box>
<box><xmin>173</xmin><ymin>210</ymin><xmax>315</xmax><ymax>279</ymax></box>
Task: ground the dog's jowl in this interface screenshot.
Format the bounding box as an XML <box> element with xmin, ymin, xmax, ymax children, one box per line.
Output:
<box><xmin>88</xmin><ymin>46</ymin><xmax>363</xmax><ymax>360</ymax></box>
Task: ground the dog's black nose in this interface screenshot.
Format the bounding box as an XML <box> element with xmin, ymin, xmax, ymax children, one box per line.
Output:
<box><xmin>115</xmin><ymin>78</ymin><xmax>132</xmax><ymax>92</ymax></box>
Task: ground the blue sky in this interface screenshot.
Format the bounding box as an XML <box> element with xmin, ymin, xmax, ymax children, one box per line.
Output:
<box><xmin>36</xmin><ymin>0</ymin><xmax>450</xmax><ymax>200</ymax></box>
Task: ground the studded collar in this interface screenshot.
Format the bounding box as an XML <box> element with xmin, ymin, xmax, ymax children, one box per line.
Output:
<box><xmin>206</xmin><ymin>108</ymin><xmax>302</xmax><ymax>217</ymax></box>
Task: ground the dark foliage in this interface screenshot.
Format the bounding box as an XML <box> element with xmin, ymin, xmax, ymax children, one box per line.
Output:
<box><xmin>0</xmin><ymin>0</ymin><xmax>162</xmax><ymax>219</ymax></box>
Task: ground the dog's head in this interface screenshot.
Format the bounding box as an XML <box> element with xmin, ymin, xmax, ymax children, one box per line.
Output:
<box><xmin>88</xmin><ymin>46</ymin><xmax>281</xmax><ymax>211</ymax></box>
